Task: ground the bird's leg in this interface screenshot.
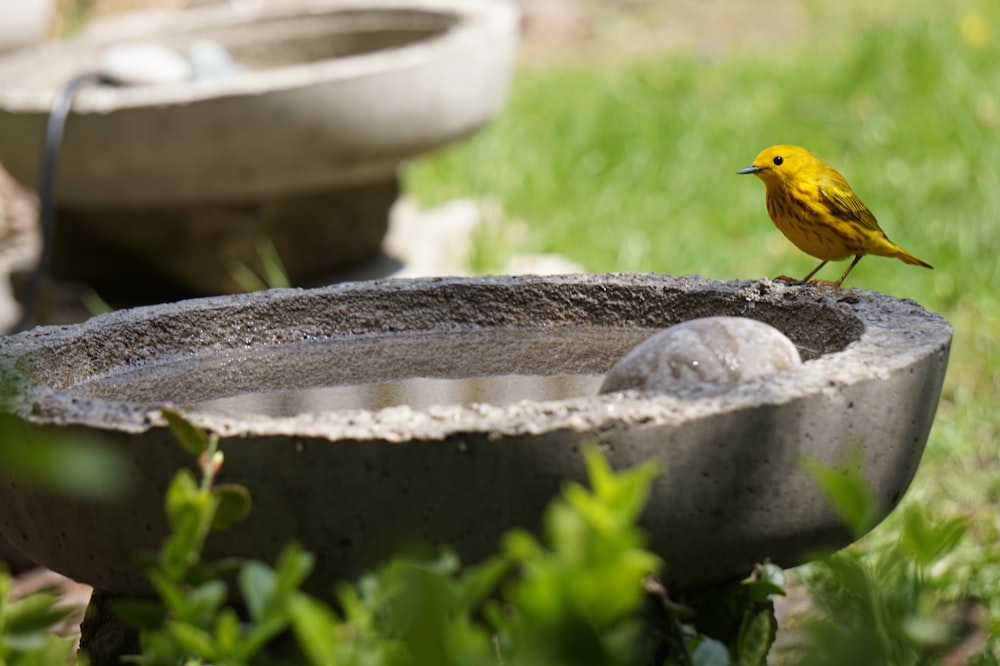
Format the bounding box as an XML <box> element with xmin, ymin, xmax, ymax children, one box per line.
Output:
<box><xmin>799</xmin><ymin>260</ymin><xmax>828</xmax><ymax>283</ymax></box>
<box><xmin>774</xmin><ymin>260</ymin><xmax>826</xmax><ymax>283</ymax></box>
<box><xmin>833</xmin><ymin>255</ymin><xmax>864</xmax><ymax>287</ymax></box>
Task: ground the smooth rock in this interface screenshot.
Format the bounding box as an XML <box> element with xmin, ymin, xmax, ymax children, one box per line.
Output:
<box><xmin>0</xmin><ymin>2</ymin><xmax>54</xmax><ymax>53</ymax></box>
<box><xmin>188</xmin><ymin>39</ymin><xmax>243</xmax><ymax>80</ymax></box>
<box><xmin>99</xmin><ymin>42</ymin><xmax>193</xmax><ymax>86</ymax></box>
<box><xmin>600</xmin><ymin>316</ymin><xmax>802</xmax><ymax>395</ymax></box>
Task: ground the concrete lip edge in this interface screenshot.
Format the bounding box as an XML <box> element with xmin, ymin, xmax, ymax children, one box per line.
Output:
<box><xmin>2</xmin><ymin>273</ymin><xmax>952</xmax><ymax>442</ymax></box>
<box><xmin>0</xmin><ymin>0</ymin><xmax>520</xmax><ymax>110</ymax></box>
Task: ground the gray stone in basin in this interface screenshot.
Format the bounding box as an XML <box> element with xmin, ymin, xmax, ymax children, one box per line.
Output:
<box><xmin>0</xmin><ymin>274</ymin><xmax>951</xmax><ymax>596</ymax></box>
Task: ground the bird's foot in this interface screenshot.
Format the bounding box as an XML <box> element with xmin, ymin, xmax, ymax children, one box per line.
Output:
<box><xmin>772</xmin><ymin>275</ymin><xmax>844</xmax><ymax>288</ymax></box>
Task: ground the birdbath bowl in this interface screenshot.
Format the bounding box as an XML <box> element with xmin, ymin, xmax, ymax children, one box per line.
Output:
<box><xmin>0</xmin><ymin>0</ymin><xmax>518</xmax><ymax>295</ymax></box>
<box><xmin>0</xmin><ymin>274</ymin><xmax>951</xmax><ymax>596</ymax></box>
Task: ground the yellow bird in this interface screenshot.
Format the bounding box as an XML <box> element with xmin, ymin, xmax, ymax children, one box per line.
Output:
<box><xmin>737</xmin><ymin>145</ymin><xmax>932</xmax><ymax>287</ymax></box>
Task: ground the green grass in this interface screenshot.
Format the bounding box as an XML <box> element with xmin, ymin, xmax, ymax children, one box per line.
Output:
<box><xmin>406</xmin><ymin>1</ymin><xmax>1000</xmax><ymax>656</ymax></box>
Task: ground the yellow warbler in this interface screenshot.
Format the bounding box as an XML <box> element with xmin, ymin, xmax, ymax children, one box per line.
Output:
<box><xmin>737</xmin><ymin>145</ymin><xmax>932</xmax><ymax>287</ymax></box>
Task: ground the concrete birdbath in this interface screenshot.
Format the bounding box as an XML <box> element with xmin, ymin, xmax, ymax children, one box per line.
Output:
<box><xmin>0</xmin><ymin>274</ymin><xmax>951</xmax><ymax>597</ymax></box>
<box><xmin>0</xmin><ymin>0</ymin><xmax>518</xmax><ymax>296</ymax></box>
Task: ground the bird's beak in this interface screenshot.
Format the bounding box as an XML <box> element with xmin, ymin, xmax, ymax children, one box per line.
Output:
<box><xmin>736</xmin><ymin>164</ymin><xmax>764</xmax><ymax>175</ymax></box>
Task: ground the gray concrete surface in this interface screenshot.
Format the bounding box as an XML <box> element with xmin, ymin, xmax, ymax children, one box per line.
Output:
<box><xmin>0</xmin><ymin>274</ymin><xmax>951</xmax><ymax>595</ymax></box>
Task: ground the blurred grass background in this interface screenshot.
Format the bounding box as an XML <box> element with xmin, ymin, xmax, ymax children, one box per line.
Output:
<box><xmin>406</xmin><ymin>0</ymin><xmax>1000</xmax><ymax>645</ymax></box>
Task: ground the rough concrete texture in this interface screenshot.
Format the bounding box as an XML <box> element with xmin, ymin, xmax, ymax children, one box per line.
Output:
<box><xmin>0</xmin><ymin>0</ymin><xmax>518</xmax><ymax>206</ymax></box>
<box><xmin>0</xmin><ymin>274</ymin><xmax>951</xmax><ymax>594</ymax></box>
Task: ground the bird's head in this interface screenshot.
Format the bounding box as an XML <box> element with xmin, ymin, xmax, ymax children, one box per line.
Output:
<box><xmin>737</xmin><ymin>145</ymin><xmax>817</xmax><ymax>187</ymax></box>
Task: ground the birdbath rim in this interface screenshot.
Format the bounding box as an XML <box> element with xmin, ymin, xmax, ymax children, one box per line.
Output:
<box><xmin>0</xmin><ymin>273</ymin><xmax>951</xmax><ymax>444</ymax></box>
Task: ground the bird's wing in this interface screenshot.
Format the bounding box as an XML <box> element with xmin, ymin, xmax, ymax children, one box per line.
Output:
<box><xmin>817</xmin><ymin>174</ymin><xmax>881</xmax><ymax>232</ymax></box>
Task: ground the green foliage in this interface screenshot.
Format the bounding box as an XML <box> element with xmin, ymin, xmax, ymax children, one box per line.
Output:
<box><xmin>0</xmin><ymin>566</ymin><xmax>81</xmax><ymax>666</ymax></box>
<box><xmin>228</xmin><ymin>238</ymin><xmax>291</xmax><ymax>293</ymax></box>
<box><xmin>801</xmin><ymin>447</ymin><xmax>879</xmax><ymax>539</ymax></box>
<box><xmin>652</xmin><ymin>564</ymin><xmax>783</xmax><ymax>666</ymax></box>
<box><xmin>491</xmin><ymin>447</ymin><xmax>662</xmax><ymax>665</ymax></box>
<box><xmin>108</xmin><ymin>416</ymin><xmax>784</xmax><ymax>665</ymax></box>
<box><xmin>793</xmin><ymin>463</ymin><xmax>993</xmax><ymax>665</ymax></box>
<box><xmin>0</xmin><ymin>414</ymin><xmax>129</xmax><ymax>499</ymax></box>
<box><xmin>0</xmin><ymin>413</ymin><xmax>125</xmax><ymax>665</ymax></box>
<box><xmin>116</xmin><ymin>413</ymin><xmax>273</xmax><ymax>665</ymax></box>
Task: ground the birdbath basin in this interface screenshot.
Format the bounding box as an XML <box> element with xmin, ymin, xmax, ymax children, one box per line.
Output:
<box><xmin>0</xmin><ymin>0</ymin><xmax>518</xmax><ymax>295</ymax></box>
<box><xmin>0</xmin><ymin>274</ymin><xmax>951</xmax><ymax>596</ymax></box>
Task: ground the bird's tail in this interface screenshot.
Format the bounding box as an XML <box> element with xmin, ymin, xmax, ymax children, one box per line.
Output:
<box><xmin>877</xmin><ymin>241</ymin><xmax>933</xmax><ymax>269</ymax></box>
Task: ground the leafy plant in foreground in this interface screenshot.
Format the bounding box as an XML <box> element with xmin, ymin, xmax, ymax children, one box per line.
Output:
<box><xmin>111</xmin><ymin>411</ymin><xmax>784</xmax><ymax>665</ymax></box>
<box><xmin>792</xmin><ymin>454</ymin><xmax>994</xmax><ymax>665</ymax></box>
<box><xmin>0</xmin><ymin>565</ymin><xmax>82</xmax><ymax>666</ymax></box>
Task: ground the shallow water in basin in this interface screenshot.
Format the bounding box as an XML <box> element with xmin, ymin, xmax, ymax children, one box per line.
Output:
<box><xmin>192</xmin><ymin>373</ymin><xmax>604</xmax><ymax>416</ymax></box>
<box><xmin>70</xmin><ymin>327</ymin><xmax>658</xmax><ymax>416</ymax></box>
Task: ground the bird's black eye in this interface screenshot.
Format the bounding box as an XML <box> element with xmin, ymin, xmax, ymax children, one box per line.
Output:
<box><xmin>773</xmin><ymin>155</ymin><xmax>783</xmax><ymax>166</ymax></box>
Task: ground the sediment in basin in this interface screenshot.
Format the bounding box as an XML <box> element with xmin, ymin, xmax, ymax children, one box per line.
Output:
<box><xmin>0</xmin><ymin>274</ymin><xmax>951</xmax><ymax>595</ymax></box>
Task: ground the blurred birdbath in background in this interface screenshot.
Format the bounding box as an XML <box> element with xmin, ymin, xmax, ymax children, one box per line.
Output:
<box><xmin>0</xmin><ymin>1</ymin><xmax>56</xmax><ymax>53</ymax></box>
<box><xmin>0</xmin><ymin>0</ymin><xmax>518</xmax><ymax>299</ymax></box>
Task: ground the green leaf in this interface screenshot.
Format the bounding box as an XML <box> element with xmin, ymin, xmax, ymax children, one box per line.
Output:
<box><xmin>212</xmin><ymin>607</ymin><xmax>242</xmax><ymax>655</ymax></box>
<box><xmin>148</xmin><ymin>569</ymin><xmax>188</xmax><ymax>616</ymax></box>
<box><xmin>501</xmin><ymin>528</ymin><xmax>543</xmax><ymax>562</ymax></box>
<box><xmin>582</xmin><ymin>444</ymin><xmax>661</xmax><ymax>523</ymax></box>
<box><xmin>456</xmin><ymin>554</ymin><xmax>511</xmax><ymax>610</ymax></box>
<box><xmin>273</xmin><ymin>542</ymin><xmax>315</xmax><ymax>596</ymax></box>
<box><xmin>900</xmin><ymin>615</ymin><xmax>953</xmax><ymax>648</ymax></box>
<box><xmin>742</xmin><ymin>563</ymin><xmax>785</xmax><ymax>603</ymax></box>
<box><xmin>335</xmin><ymin>582</ymin><xmax>373</xmax><ymax>628</ymax></box>
<box><xmin>112</xmin><ymin>599</ymin><xmax>168</xmax><ymax>630</ymax></box>
<box><xmin>4</xmin><ymin>591</ymin><xmax>73</xmax><ymax>635</ymax></box>
<box><xmin>165</xmin><ymin>620</ymin><xmax>217</xmax><ymax>659</ymax></box>
<box><xmin>212</xmin><ymin>483</ymin><xmax>252</xmax><ymax>531</ymax></box>
<box><xmin>184</xmin><ymin>580</ymin><xmax>228</xmax><ymax>624</ymax></box>
<box><xmin>164</xmin><ymin>468</ymin><xmax>200</xmax><ymax>521</ymax></box>
<box><xmin>897</xmin><ymin>505</ymin><xmax>968</xmax><ymax>567</ymax></box>
<box><xmin>161</xmin><ymin>469</ymin><xmax>218</xmax><ymax>579</ymax></box>
<box><xmin>5</xmin><ymin>634</ymin><xmax>78</xmax><ymax>665</ymax></box>
<box><xmin>287</xmin><ymin>592</ymin><xmax>342</xmax><ymax>666</ymax></box>
<box><xmin>228</xmin><ymin>237</ymin><xmax>291</xmax><ymax>292</ymax></box>
<box><xmin>228</xmin><ymin>261</ymin><xmax>269</xmax><ymax>293</ymax></box>
<box><xmin>161</xmin><ymin>408</ymin><xmax>213</xmax><ymax>456</ymax></box>
<box><xmin>257</xmin><ymin>237</ymin><xmax>291</xmax><ymax>289</ymax></box>
<box><xmin>0</xmin><ymin>415</ymin><xmax>130</xmax><ymax>499</ymax></box>
<box><xmin>239</xmin><ymin>560</ymin><xmax>277</xmax><ymax>622</ymax></box>
<box><xmin>801</xmin><ymin>447</ymin><xmax>878</xmax><ymax>538</ymax></box>
<box><xmin>735</xmin><ymin>609</ymin><xmax>776</xmax><ymax>666</ymax></box>
<box><xmin>241</xmin><ymin>614</ymin><xmax>290</xmax><ymax>660</ymax></box>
